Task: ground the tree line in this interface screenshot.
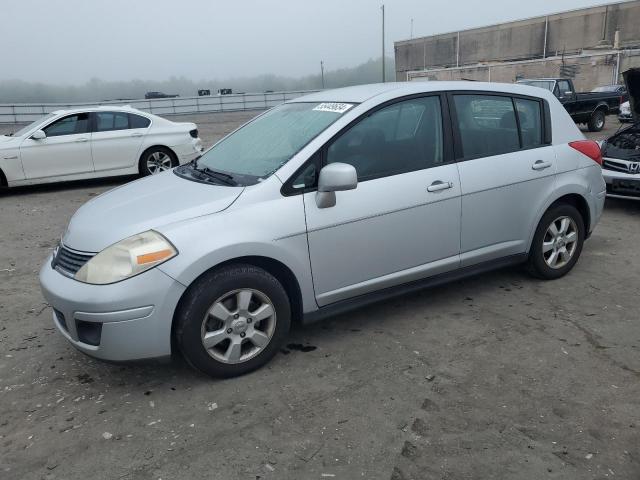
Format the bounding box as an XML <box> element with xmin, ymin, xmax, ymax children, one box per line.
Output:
<box><xmin>0</xmin><ymin>57</ymin><xmax>396</xmax><ymax>103</ymax></box>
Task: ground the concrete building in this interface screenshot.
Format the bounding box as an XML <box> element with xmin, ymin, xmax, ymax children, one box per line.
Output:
<box><xmin>395</xmin><ymin>1</ymin><xmax>640</xmax><ymax>90</ymax></box>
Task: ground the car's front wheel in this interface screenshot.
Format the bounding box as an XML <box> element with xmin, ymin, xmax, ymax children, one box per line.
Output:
<box><xmin>527</xmin><ymin>204</ymin><xmax>585</xmax><ymax>280</ymax></box>
<box><xmin>175</xmin><ymin>264</ymin><xmax>291</xmax><ymax>378</ymax></box>
<box><xmin>139</xmin><ymin>147</ymin><xmax>177</xmax><ymax>176</ymax></box>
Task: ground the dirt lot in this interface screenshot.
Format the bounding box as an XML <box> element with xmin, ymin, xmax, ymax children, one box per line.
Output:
<box><xmin>1</xmin><ymin>111</ymin><xmax>639</xmax><ymax>480</ymax></box>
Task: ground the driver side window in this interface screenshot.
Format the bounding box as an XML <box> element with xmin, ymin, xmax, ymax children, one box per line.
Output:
<box><xmin>44</xmin><ymin>113</ymin><xmax>90</xmax><ymax>137</ymax></box>
<box><xmin>326</xmin><ymin>96</ymin><xmax>443</xmax><ymax>182</ymax></box>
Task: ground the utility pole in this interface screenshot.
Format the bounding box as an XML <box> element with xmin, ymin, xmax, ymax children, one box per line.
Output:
<box><xmin>410</xmin><ymin>18</ymin><xmax>414</xmax><ymax>39</ymax></box>
<box><xmin>381</xmin><ymin>4</ymin><xmax>386</xmax><ymax>83</ymax></box>
<box><xmin>320</xmin><ymin>61</ymin><xmax>325</xmax><ymax>89</ymax></box>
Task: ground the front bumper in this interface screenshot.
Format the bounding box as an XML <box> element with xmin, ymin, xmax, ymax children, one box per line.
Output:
<box><xmin>602</xmin><ymin>159</ymin><xmax>640</xmax><ymax>199</ymax></box>
<box><xmin>39</xmin><ymin>256</ymin><xmax>186</xmax><ymax>361</ymax></box>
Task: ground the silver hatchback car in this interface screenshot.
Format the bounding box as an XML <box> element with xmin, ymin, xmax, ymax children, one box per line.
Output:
<box><xmin>40</xmin><ymin>82</ymin><xmax>606</xmax><ymax>377</ymax></box>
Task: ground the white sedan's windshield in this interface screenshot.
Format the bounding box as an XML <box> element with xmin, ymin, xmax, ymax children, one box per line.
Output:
<box><xmin>12</xmin><ymin>113</ymin><xmax>56</xmax><ymax>137</ymax></box>
<box><xmin>197</xmin><ymin>102</ymin><xmax>353</xmax><ymax>179</ymax></box>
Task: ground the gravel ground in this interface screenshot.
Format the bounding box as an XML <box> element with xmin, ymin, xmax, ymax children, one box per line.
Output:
<box><xmin>0</xmin><ymin>111</ymin><xmax>639</xmax><ymax>480</ymax></box>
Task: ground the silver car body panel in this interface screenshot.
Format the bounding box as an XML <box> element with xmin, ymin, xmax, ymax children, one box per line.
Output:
<box><xmin>40</xmin><ymin>81</ymin><xmax>606</xmax><ymax>362</ymax></box>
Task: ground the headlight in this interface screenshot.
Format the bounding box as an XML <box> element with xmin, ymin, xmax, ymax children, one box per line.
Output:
<box><xmin>75</xmin><ymin>230</ymin><xmax>177</xmax><ymax>285</ymax></box>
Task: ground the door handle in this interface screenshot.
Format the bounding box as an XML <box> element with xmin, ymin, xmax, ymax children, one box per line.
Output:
<box><xmin>131</xmin><ymin>132</ymin><xmax>143</xmax><ymax>137</ymax></box>
<box><xmin>532</xmin><ymin>160</ymin><xmax>552</xmax><ymax>171</ymax></box>
<box><xmin>427</xmin><ymin>180</ymin><xmax>453</xmax><ymax>192</ymax></box>
<box><xmin>75</xmin><ymin>137</ymin><xmax>89</xmax><ymax>143</ymax></box>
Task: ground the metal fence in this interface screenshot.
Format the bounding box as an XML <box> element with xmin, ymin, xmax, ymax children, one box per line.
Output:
<box><xmin>0</xmin><ymin>90</ymin><xmax>320</xmax><ymax>124</ymax></box>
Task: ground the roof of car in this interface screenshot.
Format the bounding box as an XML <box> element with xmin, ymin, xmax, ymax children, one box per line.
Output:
<box><xmin>291</xmin><ymin>81</ymin><xmax>554</xmax><ymax>104</ymax></box>
<box><xmin>51</xmin><ymin>105</ymin><xmax>147</xmax><ymax>116</ymax></box>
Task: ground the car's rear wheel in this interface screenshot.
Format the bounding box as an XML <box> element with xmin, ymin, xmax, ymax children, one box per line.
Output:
<box><xmin>588</xmin><ymin>110</ymin><xmax>606</xmax><ymax>132</ymax></box>
<box><xmin>527</xmin><ymin>204</ymin><xmax>585</xmax><ymax>280</ymax></box>
<box><xmin>139</xmin><ymin>147</ymin><xmax>177</xmax><ymax>176</ymax></box>
<box><xmin>175</xmin><ymin>264</ymin><xmax>291</xmax><ymax>378</ymax></box>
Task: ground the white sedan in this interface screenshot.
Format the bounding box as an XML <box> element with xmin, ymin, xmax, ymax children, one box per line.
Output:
<box><xmin>0</xmin><ymin>106</ymin><xmax>203</xmax><ymax>187</ymax></box>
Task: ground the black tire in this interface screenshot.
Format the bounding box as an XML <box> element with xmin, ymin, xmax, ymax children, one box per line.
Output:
<box><xmin>526</xmin><ymin>204</ymin><xmax>585</xmax><ymax>280</ymax></box>
<box><xmin>175</xmin><ymin>264</ymin><xmax>291</xmax><ymax>378</ymax></box>
<box><xmin>587</xmin><ymin>110</ymin><xmax>606</xmax><ymax>132</ymax></box>
<box><xmin>139</xmin><ymin>146</ymin><xmax>178</xmax><ymax>176</ymax></box>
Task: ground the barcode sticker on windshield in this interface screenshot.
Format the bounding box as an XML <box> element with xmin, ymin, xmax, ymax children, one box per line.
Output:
<box><xmin>313</xmin><ymin>103</ymin><xmax>354</xmax><ymax>114</ymax></box>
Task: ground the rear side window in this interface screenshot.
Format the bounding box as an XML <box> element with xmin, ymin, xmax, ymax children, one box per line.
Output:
<box><xmin>129</xmin><ymin>114</ymin><xmax>151</xmax><ymax>129</ymax></box>
<box><xmin>327</xmin><ymin>96</ymin><xmax>444</xmax><ymax>181</ymax></box>
<box><xmin>44</xmin><ymin>113</ymin><xmax>89</xmax><ymax>137</ymax></box>
<box><xmin>453</xmin><ymin>95</ymin><xmax>520</xmax><ymax>159</ymax></box>
<box><xmin>95</xmin><ymin>112</ymin><xmax>130</xmax><ymax>132</ymax></box>
<box><xmin>515</xmin><ymin>98</ymin><xmax>543</xmax><ymax>148</ymax></box>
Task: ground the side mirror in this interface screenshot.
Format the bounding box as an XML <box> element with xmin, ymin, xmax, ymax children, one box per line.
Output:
<box><xmin>31</xmin><ymin>130</ymin><xmax>46</xmax><ymax>140</ymax></box>
<box><xmin>315</xmin><ymin>163</ymin><xmax>357</xmax><ymax>209</ymax></box>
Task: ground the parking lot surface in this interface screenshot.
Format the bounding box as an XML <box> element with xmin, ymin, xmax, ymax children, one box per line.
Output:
<box><xmin>1</xmin><ymin>112</ymin><xmax>639</xmax><ymax>480</ymax></box>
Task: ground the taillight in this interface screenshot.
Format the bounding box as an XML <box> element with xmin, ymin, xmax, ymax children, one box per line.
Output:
<box><xmin>189</xmin><ymin>129</ymin><xmax>198</xmax><ymax>138</ymax></box>
<box><xmin>569</xmin><ymin>140</ymin><xmax>602</xmax><ymax>166</ymax></box>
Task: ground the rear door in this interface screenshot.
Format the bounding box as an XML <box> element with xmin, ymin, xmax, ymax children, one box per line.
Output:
<box><xmin>451</xmin><ymin>92</ymin><xmax>557</xmax><ymax>266</ymax></box>
<box><xmin>90</xmin><ymin>112</ymin><xmax>149</xmax><ymax>172</ymax></box>
<box><xmin>19</xmin><ymin>113</ymin><xmax>93</xmax><ymax>179</ymax></box>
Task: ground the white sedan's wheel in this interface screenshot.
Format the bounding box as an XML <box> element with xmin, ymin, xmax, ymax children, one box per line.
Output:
<box><xmin>140</xmin><ymin>147</ymin><xmax>177</xmax><ymax>176</ymax></box>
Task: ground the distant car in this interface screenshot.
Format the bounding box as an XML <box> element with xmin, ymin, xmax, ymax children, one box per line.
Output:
<box><xmin>602</xmin><ymin>68</ymin><xmax>640</xmax><ymax>200</ymax></box>
<box><xmin>218</xmin><ymin>89</ymin><xmax>233</xmax><ymax>95</ymax></box>
<box><xmin>145</xmin><ymin>91</ymin><xmax>179</xmax><ymax>99</ymax></box>
<box><xmin>0</xmin><ymin>106</ymin><xmax>202</xmax><ymax>188</ymax></box>
<box><xmin>518</xmin><ymin>78</ymin><xmax>624</xmax><ymax>131</ymax></box>
<box><xmin>619</xmin><ymin>101</ymin><xmax>633</xmax><ymax>122</ymax></box>
<box><xmin>39</xmin><ymin>81</ymin><xmax>605</xmax><ymax>377</ymax></box>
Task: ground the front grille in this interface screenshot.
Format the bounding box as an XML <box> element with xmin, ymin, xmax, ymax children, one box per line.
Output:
<box><xmin>603</xmin><ymin>159</ymin><xmax>631</xmax><ymax>173</ymax></box>
<box><xmin>53</xmin><ymin>245</ymin><xmax>94</xmax><ymax>276</ymax></box>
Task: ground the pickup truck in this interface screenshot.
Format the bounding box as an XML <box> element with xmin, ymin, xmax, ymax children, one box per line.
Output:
<box><xmin>517</xmin><ymin>78</ymin><xmax>624</xmax><ymax>132</ymax></box>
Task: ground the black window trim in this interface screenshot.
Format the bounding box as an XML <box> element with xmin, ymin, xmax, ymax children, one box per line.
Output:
<box><xmin>447</xmin><ymin>90</ymin><xmax>552</xmax><ymax>162</ymax></box>
<box><xmin>42</xmin><ymin>112</ymin><xmax>91</xmax><ymax>137</ymax></box>
<box><xmin>281</xmin><ymin>92</ymin><xmax>454</xmax><ymax>196</ymax></box>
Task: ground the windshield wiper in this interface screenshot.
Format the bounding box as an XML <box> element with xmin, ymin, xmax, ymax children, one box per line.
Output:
<box><xmin>190</xmin><ymin>161</ymin><xmax>237</xmax><ymax>186</ymax></box>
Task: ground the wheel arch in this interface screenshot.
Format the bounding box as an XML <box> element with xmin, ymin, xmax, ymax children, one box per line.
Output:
<box><xmin>0</xmin><ymin>168</ymin><xmax>7</xmax><ymax>188</ymax></box>
<box><xmin>138</xmin><ymin>145</ymin><xmax>178</xmax><ymax>173</ymax></box>
<box><xmin>170</xmin><ymin>255</ymin><xmax>304</xmax><ymax>350</ymax></box>
<box><xmin>528</xmin><ymin>192</ymin><xmax>591</xmax><ymax>254</ymax></box>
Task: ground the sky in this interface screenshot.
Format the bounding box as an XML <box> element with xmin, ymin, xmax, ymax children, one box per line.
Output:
<box><xmin>1</xmin><ymin>0</ymin><xmax>628</xmax><ymax>84</ymax></box>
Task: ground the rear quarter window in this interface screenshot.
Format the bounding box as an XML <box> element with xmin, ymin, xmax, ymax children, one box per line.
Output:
<box><xmin>129</xmin><ymin>114</ymin><xmax>151</xmax><ymax>129</ymax></box>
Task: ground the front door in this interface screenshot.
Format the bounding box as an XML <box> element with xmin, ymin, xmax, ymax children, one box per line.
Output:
<box><xmin>450</xmin><ymin>93</ymin><xmax>558</xmax><ymax>266</ymax></box>
<box><xmin>303</xmin><ymin>95</ymin><xmax>462</xmax><ymax>307</ymax></box>
<box><xmin>20</xmin><ymin>113</ymin><xmax>93</xmax><ymax>179</ymax></box>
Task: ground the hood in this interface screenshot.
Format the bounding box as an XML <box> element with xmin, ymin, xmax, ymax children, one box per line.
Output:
<box><xmin>623</xmin><ymin>68</ymin><xmax>640</xmax><ymax>123</ymax></box>
<box><xmin>63</xmin><ymin>171</ymin><xmax>244</xmax><ymax>252</ymax></box>
<box><xmin>0</xmin><ymin>135</ymin><xmax>19</xmax><ymax>146</ymax></box>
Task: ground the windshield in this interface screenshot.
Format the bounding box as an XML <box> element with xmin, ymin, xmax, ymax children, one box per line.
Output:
<box><xmin>11</xmin><ymin>113</ymin><xmax>56</xmax><ymax>137</ymax></box>
<box><xmin>196</xmin><ymin>102</ymin><xmax>353</xmax><ymax>182</ymax></box>
<box><xmin>518</xmin><ymin>80</ymin><xmax>555</xmax><ymax>92</ymax></box>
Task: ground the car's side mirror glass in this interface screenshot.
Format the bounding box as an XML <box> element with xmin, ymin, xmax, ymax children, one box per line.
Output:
<box><xmin>315</xmin><ymin>162</ymin><xmax>357</xmax><ymax>209</ymax></box>
<box><xmin>31</xmin><ymin>129</ymin><xmax>46</xmax><ymax>140</ymax></box>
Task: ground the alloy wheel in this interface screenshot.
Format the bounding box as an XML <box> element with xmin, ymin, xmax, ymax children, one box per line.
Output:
<box><xmin>200</xmin><ymin>289</ymin><xmax>277</xmax><ymax>364</ymax></box>
<box><xmin>146</xmin><ymin>151</ymin><xmax>173</xmax><ymax>174</ymax></box>
<box><xmin>542</xmin><ymin>216</ymin><xmax>578</xmax><ymax>269</ymax></box>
